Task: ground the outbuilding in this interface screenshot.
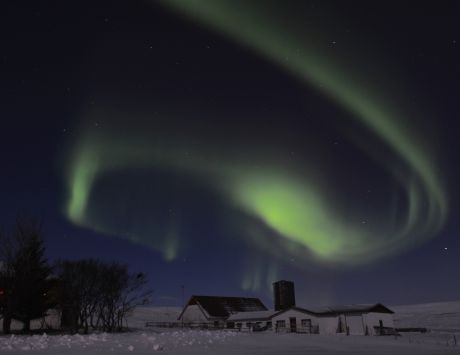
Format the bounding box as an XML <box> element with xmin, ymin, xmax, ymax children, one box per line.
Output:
<box><xmin>313</xmin><ymin>304</ymin><xmax>395</xmax><ymax>335</ymax></box>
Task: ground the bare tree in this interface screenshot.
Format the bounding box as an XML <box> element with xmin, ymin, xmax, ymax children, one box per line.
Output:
<box><xmin>56</xmin><ymin>259</ymin><xmax>152</xmax><ymax>333</ymax></box>
<box><xmin>55</xmin><ymin>259</ymin><xmax>104</xmax><ymax>333</ymax></box>
<box><xmin>95</xmin><ymin>263</ymin><xmax>152</xmax><ymax>332</ymax></box>
<box><xmin>116</xmin><ymin>271</ymin><xmax>151</xmax><ymax>330</ymax></box>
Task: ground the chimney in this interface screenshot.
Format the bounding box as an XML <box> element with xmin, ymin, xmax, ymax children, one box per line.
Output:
<box><xmin>273</xmin><ymin>280</ymin><xmax>295</xmax><ymax>311</ymax></box>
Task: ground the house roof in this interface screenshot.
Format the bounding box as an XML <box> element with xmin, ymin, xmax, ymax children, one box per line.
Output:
<box><xmin>227</xmin><ymin>306</ymin><xmax>317</xmax><ymax>322</ymax></box>
<box><xmin>307</xmin><ymin>303</ymin><xmax>394</xmax><ymax>315</ymax></box>
<box><xmin>178</xmin><ymin>295</ymin><xmax>267</xmax><ymax>320</ymax></box>
<box><xmin>227</xmin><ymin>310</ymin><xmax>276</xmax><ymax>322</ymax></box>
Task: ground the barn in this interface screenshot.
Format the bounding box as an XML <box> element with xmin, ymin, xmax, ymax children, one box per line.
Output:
<box><xmin>177</xmin><ymin>295</ymin><xmax>267</xmax><ymax>328</ymax></box>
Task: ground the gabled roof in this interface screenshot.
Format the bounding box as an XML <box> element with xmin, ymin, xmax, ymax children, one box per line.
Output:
<box><xmin>178</xmin><ymin>295</ymin><xmax>267</xmax><ymax>320</ymax></box>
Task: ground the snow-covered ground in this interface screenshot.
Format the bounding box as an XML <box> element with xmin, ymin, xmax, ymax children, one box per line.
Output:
<box><xmin>0</xmin><ymin>329</ymin><xmax>459</xmax><ymax>354</ymax></box>
<box><xmin>1</xmin><ymin>302</ymin><xmax>459</xmax><ymax>354</ymax></box>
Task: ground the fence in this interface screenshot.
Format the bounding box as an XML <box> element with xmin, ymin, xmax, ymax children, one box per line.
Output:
<box><xmin>145</xmin><ymin>321</ymin><xmax>320</xmax><ymax>334</ymax></box>
<box><xmin>374</xmin><ymin>326</ymin><xmax>399</xmax><ymax>336</ymax></box>
<box><xmin>275</xmin><ymin>325</ymin><xmax>319</xmax><ymax>334</ymax></box>
<box><xmin>145</xmin><ymin>322</ymin><xmax>226</xmax><ymax>330</ymax></box>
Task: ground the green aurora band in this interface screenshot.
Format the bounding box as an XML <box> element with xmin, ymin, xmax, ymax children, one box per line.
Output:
<box><xmin>64</xmin><ymin>0</ymin><xmax>448</xmax><ymax>267</ymax></box>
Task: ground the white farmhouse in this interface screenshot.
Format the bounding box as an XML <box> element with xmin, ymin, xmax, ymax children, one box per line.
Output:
<box><xmin>227</xmin><ymin>307</ymin><xmax>318</xmax><ymax>333</ymax></box>
<box><xmin>227</xmin><ymin>303</ymin><xmax>394</xmax><ymax>335</ymax></box>
<box><xmin>271</xmin><ymin>307</ymin><xmax>318</xmax><ymax>333</ymax></box>
<box><xmin>226</xmin><ymin>310</ymin><xmax>275</xmax><ymax>331</ymax></box>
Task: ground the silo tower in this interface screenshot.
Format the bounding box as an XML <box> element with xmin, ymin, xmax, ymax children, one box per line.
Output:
<box><xmin>273</xmin><ymin>280</ymin><xmax>296</xmax><ymax>311</ymax></box>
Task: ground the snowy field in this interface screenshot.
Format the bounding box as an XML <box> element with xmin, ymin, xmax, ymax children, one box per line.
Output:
<box><xmin>393</xmin><ymin>301</ymin><xmax>460</xmax><ymax>333</ymax></box>
<box><xmin>1</xmin><ymin>330</ymin><xmax>459</xmax><ymax>354</ymax></box>
<box><xmin>1</xmin><ymin>302</ymin><xmax>460</xmax><ymax>354</ymax></box>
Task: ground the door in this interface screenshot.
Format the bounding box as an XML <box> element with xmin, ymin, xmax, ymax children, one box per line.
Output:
<box><xmin>289</xmin><ymin>317</ymin><xmax>297</xmax><ymax>333</ymax></box>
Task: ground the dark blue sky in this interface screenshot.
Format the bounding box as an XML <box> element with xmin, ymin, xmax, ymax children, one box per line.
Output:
<box><xmin>1</xmin><ymin>0</ymin><xmax>460</xmax><ymax>308</ymax></box>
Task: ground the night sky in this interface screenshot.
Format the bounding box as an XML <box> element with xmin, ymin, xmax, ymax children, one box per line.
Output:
<box><xmin>2</xmin><ymin>1</ymin><xmax>460</xmax><ymax>308</ymax></box>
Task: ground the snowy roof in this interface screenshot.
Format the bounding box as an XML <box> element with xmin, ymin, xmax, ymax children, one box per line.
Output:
<box><xmin>305</xmin><ymin>303</ymin><xmax>394</xmax><ymax>315</ymax></box>
<box><xmin>227</xmin><ymin>307</ymin><xmax>317</xmax><ymax>322</ymax></box>
<box><xmin>179</xmin><ymin>295</ymin><xmax>267</xmax><ymax>320</ymax></box>
<box><xmin>227</xmin><ymin>310</ymin><xmax>277</xmax><ymax>322</ymax></box>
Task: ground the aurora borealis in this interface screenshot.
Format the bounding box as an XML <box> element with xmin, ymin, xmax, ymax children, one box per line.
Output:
<box><xmin>3</xmin><ymin>0</ymin><xmax>460</xmax><ymax>304</ymax></box>
<box><xmin>65</xmin><ymin>0</ymin><xmax>447</xmax><ymax>266</ymax></box>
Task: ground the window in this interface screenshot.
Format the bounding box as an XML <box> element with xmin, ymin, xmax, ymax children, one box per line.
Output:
<box><xmin>301</xmin><ymin>319</ymin><xmax>312</xmax><ymax>333</ymax></box>
<box><xmin>276</xmin><ymin>320</ymin><xmax>286</xmax><ymax>328</ymax></box>
<box><xmin>227</xmin><ymin>322</ymin><xmax>235</xmax><ymax>329</ymax></box>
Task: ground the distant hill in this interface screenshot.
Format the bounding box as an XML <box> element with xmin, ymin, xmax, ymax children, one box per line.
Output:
<box><xmin>127</xmin><ymin>306</ymin><xmax>182</xmax><ymax>329</ymax></box>
<box><xmin>392</xmin><ymin>301</ymin><xmax>460</xmax><ymax>333</ymax></box>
